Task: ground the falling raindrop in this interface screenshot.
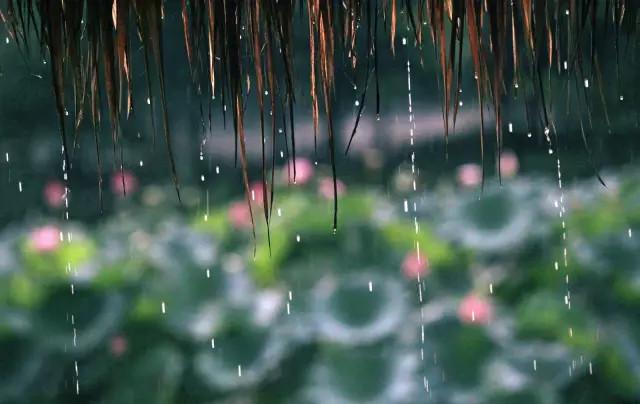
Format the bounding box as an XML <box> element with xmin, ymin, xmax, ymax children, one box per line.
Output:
<box><xmin>161</xmin><ymin>301</ymin><xmax>166</xmax><ymax>314</ymax></box>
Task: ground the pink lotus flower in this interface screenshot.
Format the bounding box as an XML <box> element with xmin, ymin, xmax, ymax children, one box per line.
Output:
<box><xmin>283</xmin><ymin>158</ymin><xmax>314</xmax><ymax>185</ymax></box>
<box><xmin>499</xmin><ymin>150</ymin><xmax>519</xmax><ymax>178</ymax></box>
<box><xmin>43</xmin><ymin>180</ymin><xmax>66</xmax><ymax>208</ymax></box>
<box><xmin>402</xmin><ymin>251</ymin><xmax>429</xmax><ymax>279</ymax></box>
<box><xmin>318</xmin><ymin>177</ymin><xmax>346</xmax><ymax>200</ymax></box>
<box><xmin>111</xmin><ymin>170</ymin><xmax>138</xmax><ymax>197</ymax></box>
<box><xmin>249</xmin><ymin>181</ymin><xmax>270</xmax><ymax>206</ymax></box>
<box><xmin>29</xmin><ymin>225</ymin><xmax>61</xmax><ymax>253</ymax></box>
<box><xmin>228</xmin><ymin>200</ymin><xmax>253</xmax><ymax>229</ymax></box>
<box><xmin>456</xmin><ymin>163</ymin><xmax>483</xmax><ymax>188</ymax></box>
<box><xmin>458</xmin><ymin>294</ymin><xmax>493</xmax><ymax>325</ymax></box>
<box><xmin>109</xmin><ymin>335</ymin><xmax>128</xmax><ymax>357</ymax></box>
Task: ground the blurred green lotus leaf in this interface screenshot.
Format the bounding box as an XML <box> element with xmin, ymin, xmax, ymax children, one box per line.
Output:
<box><xmin>252</xmin><ymin>228</ymin><xmax>292</xmax><ymax>286</ymax></box>
<box><xmin>8</xmin><ymin>273</ymin><xmax>45</xmax><ymax>308</ymax></box>
<box><xmin>516</xmin><ymin>291</ymin><xmax>595</xmax><ymax>351</ymax></box>
<box><xmin>381</xmin><ymin>222</ymin><xmax>455</xmax><ymax>267</ymax></box>
<box><xmin>147</xmin><ymin>222</ymin><xmax>218</xmax><ymax>272</ymax></box>
<box><xmin>135</xmin><ymin>263</ymin><xmax>227</xmax><ymax>341</ymax></box>
<box><xmin>0</xmin><ymin>308</ymin><xmax>32</xmax><ymax>336</ymax></box>
<box><xmin>92</xmin><ymin>227</ymin><xmax>148</xmax><ymax>288</ymax></box>
<box><xmin>300</xmin><ymin>343</ymin><xmax>418</xmax><ymax>404</ymax></box>
<box><xmin>21</xmin><ymin>230</ymin><xmax>97</xmax><ymax>283</ymax></box>
<box><xmin>438</xmin><ymin>181</ymin><xmax>551</xmax><ymax>255</ymax></box>
<box><xmin>313</xmin><ymin>274</ymin><xmax>407</xmax><ymax>345</ymax></box>
<box><xmin>193</xmin><ymin>321</ymin><xmax>289</xmax><ymax>392</ymax></box>
<box><xmin>569</xmin><ymin>202</ymin><xmax>627</xmax><ymax>238</ymax></box>
<box><xmin>573</xmin><ymin>233</ymin><xmax>639</xmax><ymax>276</ymax></box>
<box><xmin>33</xmin><ymin>288</ymin><xmax>125</xmax><ymax>354</ymax></box>
<box><xmin>191</xmin><ymin>208</ymin><xmax>229</xmax><ymax>238</ymax></box>
<box><xmin>598</xmin><ymin>325</ymin><xmax>640</xmax><ymax>398</ymax></box>
<box><xmin>106</xmin><ymin>345</ymin><xmax>184</xmax><ymax>404</ymax></box>
<box><xmin>0</xmin><ymin>230</ymin><xmax>19</xmax><ymax>277</ymax></box>
<box><xmin>417</xmin><ymin>298</ymin><xmax>499</xmax><ymax>390</ymax></box>
<box><xmin>0</xmin><ymin>336</ymin><xmax>47</xmax><ymax>402</ymax></box>
<box><xmin>488</xmin><ymin>342</ymin><xmax>576</xmax><ymax>392</ymax></box>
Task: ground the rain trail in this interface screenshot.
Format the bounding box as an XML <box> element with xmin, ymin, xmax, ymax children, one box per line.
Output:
<box><xmin>405</xmin><ymin>42</ymin><xmax>427</xmax><ymax>398</ymax></box>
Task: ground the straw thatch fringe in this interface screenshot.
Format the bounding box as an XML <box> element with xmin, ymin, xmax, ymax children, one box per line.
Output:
<box><xmin>1</xmin><ymin>0</ymin><xmax>636</xmax><ymax>229</ymax></box>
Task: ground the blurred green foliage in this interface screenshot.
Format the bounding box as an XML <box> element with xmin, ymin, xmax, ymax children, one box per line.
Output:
<box><xmin>0</xmin><ymin>167</ymin><xmax>639</xmax><ymax>403</ymax></box>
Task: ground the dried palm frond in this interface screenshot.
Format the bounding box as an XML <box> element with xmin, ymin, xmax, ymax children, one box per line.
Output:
<box><xmin>2</xmin><ymin>0</ymin><xmax>638</xmax><ymax>230</ymax></box>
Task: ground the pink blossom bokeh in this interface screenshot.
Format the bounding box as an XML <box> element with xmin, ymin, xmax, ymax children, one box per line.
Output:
<box><xmin>456</xmin><ymin>163</ymin><xmax>483</xmax><ymax>188</ymax></box>
<box><xmin>29</xmin><ymin>225</ymin><xmax>61</xmax><ymax>253</ymax></box>
<box><xmin>458</xmin><ymin>294</ymin><xmax>493</xmax><ymax>325</ymax></box>
<box><xmin>228</xmin><ymin>200</ymin><xmax>253</xmax><ymax>230</ymax></box>
<box><xmin>283</xmin><ymin>158</ymin><xmax>314</xmax><ymax>185</ymax></box>
<box><xmin>111</xmin><ymin>170</ymin><xmax>139</xmax><ymax>197</ymax></box>
<box><xmin>318</xmin><ymin>177</ymin><xmax>346</xmax><ymax>200</ymax></box>
<box><xmin>109</xmin><ymin>335</ymin><xmax>128</xmax><ymax>357</ymax></box>
<box><xmin>401</xmin><ymin>251</ymin><xmax>429</xmax><ymax>279</ymax></box>
<box><xmin>499</xmin><ymin>150</ymin><xmax>519</xmax><ymax>178</ymax></box>
<box><xmin>43</xmin><ymin>180</ymin><xmax>66</xmax><ymax>208</ymax></box>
